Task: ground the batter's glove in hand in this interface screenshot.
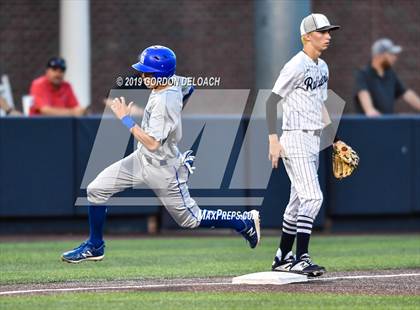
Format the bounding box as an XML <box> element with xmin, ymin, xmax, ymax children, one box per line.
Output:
<box><xmin>181</xmin><ymin>150</ymin><xmax>196</xmax><ymax>174</ymax></box>
<box><xmin>332</xmin><ymin>140</ymin><xmax>359</xmax><ymax>179</ymax></box>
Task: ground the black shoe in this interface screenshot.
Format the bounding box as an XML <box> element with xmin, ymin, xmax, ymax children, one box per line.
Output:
<box><xmin>290</xmin><ymin>254</ymin><xmax>326</xmax><ymax>277</ymax></box>
<box><xmin>272</xmin><ymin>251</ymin><xmax>295</xmax><ymax>272</ymax></box>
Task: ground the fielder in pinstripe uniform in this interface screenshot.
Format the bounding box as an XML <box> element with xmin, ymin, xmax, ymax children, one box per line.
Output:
<box><xmin>266</xmin><ymin>14</ymin><xmax>340</xmax><ymax>276</ymax></box>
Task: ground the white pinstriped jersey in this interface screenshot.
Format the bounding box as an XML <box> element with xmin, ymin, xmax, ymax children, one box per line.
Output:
<box><xmin>272</xmin><ymin>51</ymin><xmax>328</xmax><ymax>130</ymax></box>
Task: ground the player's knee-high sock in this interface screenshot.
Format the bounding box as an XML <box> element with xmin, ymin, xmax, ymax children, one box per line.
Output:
<box><xmin>296</xmin><ymin>215</ymin><xmax>313</xmax><ymax>258</ymax></box>
<box><xmin>88</xmin><ymin>205</ymin><xmax>107</xmax><ymax>247</ymax></box>
<box><xmin>278</xmin><ymin>218</ymin><xmax>296</xmax><ymax>259</ymax></box>
<box><xmin>198</xmin><ymin>209</ymin><xmax>246</xmax><ymax>232</ymax></box>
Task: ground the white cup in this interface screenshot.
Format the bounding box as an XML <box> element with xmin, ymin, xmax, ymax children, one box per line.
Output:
<box><xmin>22</xmin><ymin>95</ymin><xmax>33</xmax><ymax>116</ymax></box>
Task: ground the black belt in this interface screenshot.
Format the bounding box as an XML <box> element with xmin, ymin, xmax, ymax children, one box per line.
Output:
<box><xmin>284</xmin><ymin>129</ymin><xmax>322</xmax><ymax>137</ymax></box>
<box><xmin>302</xmin><ymin>129</ymin><xmax>322</xmax><ymax>137</ymax></box>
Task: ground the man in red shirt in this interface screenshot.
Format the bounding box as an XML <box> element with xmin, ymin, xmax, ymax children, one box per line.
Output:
<box><xmin>30</xmin><ymin>57</ymin><xmax>85</xmax><ymax>116</ymax></box>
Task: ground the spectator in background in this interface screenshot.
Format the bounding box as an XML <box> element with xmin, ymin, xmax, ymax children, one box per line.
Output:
<box><xmin>0</xmin><ymin>96</ymin><xmax>22</xmax><ymax>116</ymax></box>
<box><xmin>29</xmin><ymin>57</ymin><xmax>85</xmax><ymax>116</ymax></box>
<box><xmin>354</xmin><ymin>38</ymin><xmax>420</xmax><ymax>116</ymax></box>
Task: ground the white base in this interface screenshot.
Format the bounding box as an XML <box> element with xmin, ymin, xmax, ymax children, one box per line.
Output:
<box><xmin>232</xmin><ymin>271</ymin><xmax>308</xmax><ymax>285</ymax></box>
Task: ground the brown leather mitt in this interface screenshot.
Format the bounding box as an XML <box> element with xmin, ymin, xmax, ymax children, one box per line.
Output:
<box><xmin>332</xmin><ymin>140</ymin><xmax>360</xmax><ymax>179</ymax></box>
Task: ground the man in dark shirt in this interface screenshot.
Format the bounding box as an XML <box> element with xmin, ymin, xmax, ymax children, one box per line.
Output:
<box><xmin>354</xmin><ymin>38</ymin><xmax>420</xmax><ymax>116</ymax></box>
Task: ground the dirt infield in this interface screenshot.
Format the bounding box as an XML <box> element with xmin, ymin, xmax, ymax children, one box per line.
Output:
<box><xmin>1</xmin><ymin>269</ymin><xmax>419</xmax><ymax>296</ymax></box>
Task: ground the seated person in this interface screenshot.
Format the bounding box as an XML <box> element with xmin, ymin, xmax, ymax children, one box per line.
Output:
<box><xmin>354</xmin><ymin>38</ymin><xmax>420</xmax><ymax>116</ymax></box>
<box><xmin>0</xmin><ymin>96</ymin><xmax>22</xmax><ymax>116</ymax></box>
<box><xmin>29</xmin><ymin>57</ymin><xmax>85</xmax><ymax>116</ymax></box>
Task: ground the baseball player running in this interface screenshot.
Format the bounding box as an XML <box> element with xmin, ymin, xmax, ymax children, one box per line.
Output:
<box><xmin>62</xmin><ymin>45</ymin><xmax>260</xmax><ymax>263</ymax></box>
<box><xmin>266</xmin><ymin>14</ymin><xmax>340</xmax><ymax>276</ymax></box>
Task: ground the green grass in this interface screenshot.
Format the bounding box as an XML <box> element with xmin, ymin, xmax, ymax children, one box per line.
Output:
<box><xmin>0</xmin><ymin>235</ymin><xmax>419</xmax><ymax>285</ymax></box>
<box><xmin>1</xmin><ymin>292</ymin><xmax>420</xmax><ymax>310</ymax></box>
<box><xmin>1</xmin><ymin>235</ymin><xmax>419</xmax><ymax>309</ymax></box>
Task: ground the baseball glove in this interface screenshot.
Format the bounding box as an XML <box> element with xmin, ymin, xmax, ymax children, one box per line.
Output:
<box><xmin>332</xmin><ymin>140</ymin><xmax>360</xmax><ymax>179</ymax></box>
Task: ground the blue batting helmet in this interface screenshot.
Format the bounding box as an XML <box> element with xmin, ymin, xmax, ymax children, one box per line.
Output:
<box><xmin>132</xmin><ymin>45</ymin><xmax>176</xmax><ymax>78</ymax></box>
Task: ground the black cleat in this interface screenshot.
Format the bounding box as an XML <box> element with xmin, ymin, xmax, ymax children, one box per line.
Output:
<box><xmin>272</xmin><ymin>251</ymin><xmax>295</xmax><ymax>272</ymax></box>
<box><xmin>290</xmin><ymin>254</ymin><xmax>326</xmax><ymax>277</ymax></box>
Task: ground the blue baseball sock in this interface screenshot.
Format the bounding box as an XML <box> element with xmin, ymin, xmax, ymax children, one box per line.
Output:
<box><xmin>88</xmin><ymin>205</ymin><xmax>107</xmax><ymax>247</ymax></box>
<box><xmin>198</xmin><ymin>209</ymin><xmax>247</xmax><ymax>232</ymax></box>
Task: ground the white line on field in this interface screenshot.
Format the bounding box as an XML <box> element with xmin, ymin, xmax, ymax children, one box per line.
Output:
<box><xmin>311</xmin><ymin>273</ymin><xmax>420</xmax><ymax>282</ymax></box>
<box><xmin>0</xmin><ymin>282</ymin><xmax>229</xmax><ymax>296</ymax></box>
<box><xmin>0</xmin><ymin>273</ymin><xmax>419</xmax><ymax>296</ymax></box>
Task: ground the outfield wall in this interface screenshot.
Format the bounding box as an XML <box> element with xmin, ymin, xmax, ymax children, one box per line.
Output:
<box><xmin>0</xmin><ymin>115</ymin><xmax>419</xmax><ymax>233</ymax></box>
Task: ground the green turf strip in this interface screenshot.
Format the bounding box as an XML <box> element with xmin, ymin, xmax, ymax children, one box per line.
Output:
<box><xmin>0</xmin><ymin>235</ymin><xmax>419</xmax><ymax>285</ymax></box>
<box><xmin>1</xmin><ymin>292</ymin><xmax>420</xmax><ymax>310</ymax></box>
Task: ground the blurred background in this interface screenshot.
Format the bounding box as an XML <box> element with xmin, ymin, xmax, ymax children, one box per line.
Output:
<box><xmin>0</xmin><ymin>0</ymin><xmax>419</xmax><ymax>235</ymax></box>
<box><xmin>1</xmin><ymin>0</ymin><xmax>419</xmax><ymax>113</ymax></box>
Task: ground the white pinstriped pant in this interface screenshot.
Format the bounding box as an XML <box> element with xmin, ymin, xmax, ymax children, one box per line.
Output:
<box><xmin>280</xmin><ymin>131</ymin><xmax>323</xmax><ymax>223</ymax></box>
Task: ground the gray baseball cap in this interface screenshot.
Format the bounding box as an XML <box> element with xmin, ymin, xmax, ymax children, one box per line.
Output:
<box><xmin>372</xmin><ymin>38</ymin><xmax>402</xmax><ymax>56</ymax></box>
<box><xmin>300</xmin><ymin>13</ymin><xmax>340</xmax><ymax>36</ymax></box>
